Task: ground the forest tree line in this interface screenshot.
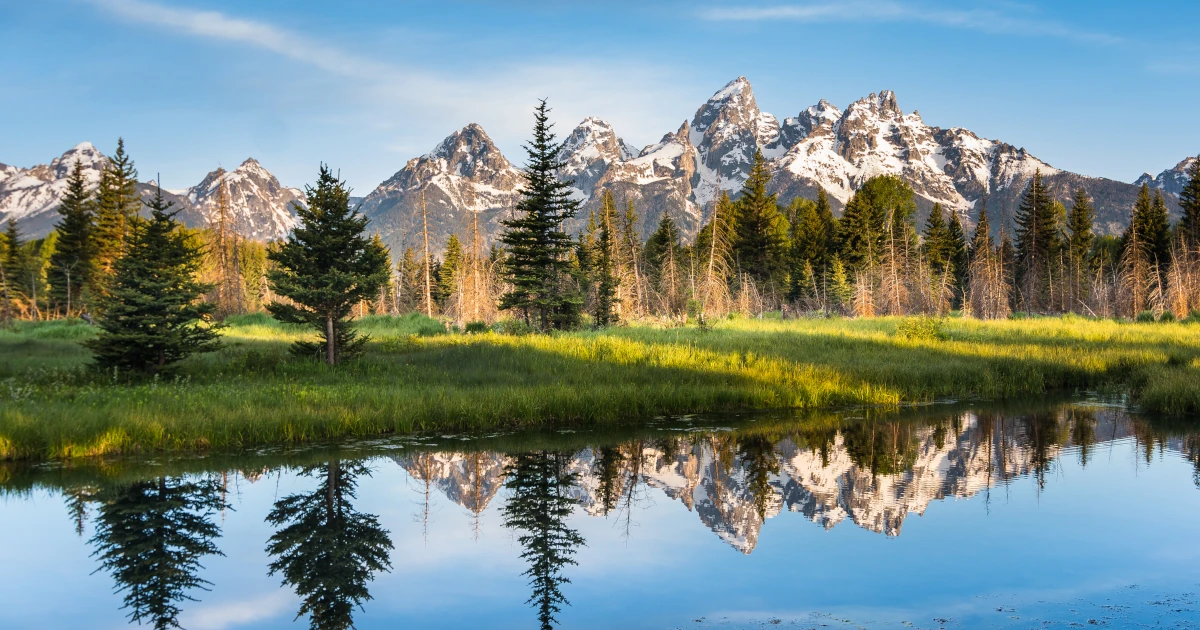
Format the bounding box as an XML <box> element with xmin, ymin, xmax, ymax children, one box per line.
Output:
<box><xmin>3</xmin><ymin>125</ymin><xmax>1200</xmax><ymax>332</ymax></box>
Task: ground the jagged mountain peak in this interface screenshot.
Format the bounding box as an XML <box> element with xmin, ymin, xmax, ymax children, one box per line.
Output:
<box><xmin>1136</xmin><ymin>155</ymin><xmax>1198</xmax><ymax>196</ymax></box>
<box><xmin>185</xmin><ymin>159</ymin><xmax>302</xmax><ymax>240</ymax></box>
<box><xmin>845</xmin><ymin>89</ymin><xmax>903</xmax><ymax>121</ymax></box>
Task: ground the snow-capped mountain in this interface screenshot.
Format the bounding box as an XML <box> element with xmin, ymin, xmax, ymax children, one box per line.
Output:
<box><xmin>185</xmin><ymin>158</ymin><xmax>304</xmax><ymax>240</ymax></box>
<box><xmin>370</xmin><ymin>77</ymin><xmax>1174</xmax><ymax>249</ymax></box>
<box><xmin>1137</xmin><ymin>156</ymin><xmax>1198</xmax><ymax>197</ymax></box>
<box><xmin>0</xmin><ymin>143</ymin><xmax>301</xmax><ymax>241</ymax></box>
<box><xmin>0</xmin><ymin>142</ymin><xmax>109</xmax><ymax>237</ymax></box>
<box><xmin>358</xmin><ymin>123</ymin><xmax>523</xmax><ymax>255</ymax></box>
<box><xmin>389</xmin><ymin>409</ymin><xmax>1155</xmax><ymax>553</ymax></box>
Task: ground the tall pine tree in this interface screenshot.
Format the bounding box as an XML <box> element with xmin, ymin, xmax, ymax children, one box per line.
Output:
<box><xmin>48</xmin><ymin>160</ymin><xmax>98</xmax><ymax>316</ymax></box>
<box><xmin>85</xmin><ymin>188</ymin><xmax>221</xmax><ymax>373</ymax></box>
<box><xmin>1179</xmin><ymin>156</ymin><xmax>1200</xmax><ymax>248</ymax></box>
<box><xmin>923</xmin><ymin>203</ymin><xmax>950</xmax><ymax>273</ymax></box>
<box><xmin>267</xmin><ymin>165</ymin><xmax>390</xmax><ymax>365</ymax></box>
<box><xmin>436</xmin><ymin>233</ymin><xmax>464</xmax><ymax>308</ymax></box>
<box><xmin>94</xmin><ymin>138</ymin><xmax>141</xmax><ymax>284</ymax></box>
<box><xmin>731</xmin><ymin>150</ymin><xmax>788</xmax><ymax>291</ymax></box>
<box><xmin>499</xmin><ymin>100</ymin><xmax>583</xmax><ymax>331</ymax></box>
<box><xmin>1013</xmin><ymin>170</ymin><xmax>1061</xmax><ymax>311</ymax></box>
<box><xmin>592</xmin><ymin>190</ymin><xmax>619</xmax><ymax>326</ymax></box>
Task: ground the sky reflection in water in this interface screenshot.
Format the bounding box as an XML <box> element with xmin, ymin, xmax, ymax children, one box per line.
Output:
<box><xmin>1</xmin><ymin>400</ymin><xmax>1199</xmax><ymax>629</ymax></box>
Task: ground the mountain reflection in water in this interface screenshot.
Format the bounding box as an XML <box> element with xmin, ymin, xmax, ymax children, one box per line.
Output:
<box><xmin>3</xmin><ymin>401</ymin><xmax>1199</xmax><ymax>629</ymax></box>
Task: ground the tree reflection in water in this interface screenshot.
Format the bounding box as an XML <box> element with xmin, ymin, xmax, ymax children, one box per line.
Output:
<box><xmin>266</xmin><ymin>459</ymin><xmax>393</xmax><ymax>630</ymax></box>
<box><xmin>89</xmin><ymin>475</ymin><xmax>228</xmax><ymax>629</ymax></box>
<box><xmin>502</xmin><ymin>450</ymin><xmax>586</xmax><ymax>630</ymax></box>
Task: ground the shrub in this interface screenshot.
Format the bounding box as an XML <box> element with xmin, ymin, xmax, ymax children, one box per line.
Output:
<box><xmin>464</xmin><ymin>321</ymin><xmax>489</xmax><ymax>334</ymax></box>
<box><xmin>1136</xmin><ymin>311</ymin><xmax>1156</xmax><ymax>323</ymax></box>
<box><xmin>1159</xmin><ymin>311</ymin><xmax>1176</xmax><ymax>323</ymax></box>
<box><xmin>895</xmin><ymin>317</ymin><xmax>944</xmax><ymax>342</ymax></box>
<box><xmin>492</xmin><ymin>319</ymin><xmax>534</xmax><ymax>336</ymax></box>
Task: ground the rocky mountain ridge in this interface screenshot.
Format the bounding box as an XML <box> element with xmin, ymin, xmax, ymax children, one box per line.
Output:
<box><xmin>0</xmin><ymin>143</ymin><xmax>302</xmax><ymax>241</ymax></box>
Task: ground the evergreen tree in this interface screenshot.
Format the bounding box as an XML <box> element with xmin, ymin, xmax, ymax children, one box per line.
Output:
<box><xmin>437</xmin><ymin>234</ymin><xmax>464</xmax><ymax>307</ymax></box>
<box><xmin>85</xmin><ymin>189</ymin><xmax>221</xmax><ymax>374</ymax></box>
<box><xmin>1013</xmin><ymin>170</ymin><xmax>1062</xmax><ymax>311</ymax></box>
<box><xmin>503</xmin><ymin>451</ymin><xmax>585</xmax><ymax>630</ymax></box>
<box><xmin>94</xmin><ymin>138</ymin><xmax>141</xmax><ymax>283</ymax></box>
<box><xmin>90</xmin><ymin>476</ymin><xmax>228</xmax><ymax>630</ymax></box>
<box><xmin>592</xmin><ymin>190</ymin><xmax>619</xmax><ymax>326</ymax></box>
<box><xmin>946</xmin><ymin>208</ymin><xmax>968</xmax><ymax>292</ymax></box>
<box><xmin>970</xmin><ymin>199</ymin><xmax>993</xmax><ymax>258</ymax></box>
<box><xmin>828</xmin><ymin>255</ymin><xmax>853</xmax><ymax>314</ymax></box>
<box><xmin>2</xmin><ymin>219</ymin><xmax>24</xmax><ymax>302</ymax></box>
<box><xmin>923</xmin><ymin>203</ymin><xmax>950</xmax><ymax>273</ymax></box>
<box><xmin>48</xmin><ymin>160</ymin><xmax>98</xmax><ymax>315</ymax></box>
<box><xmin>1124</xmin><ymin>183</ymin><xmax>1172</xmax><ymax>270</ymax></box>
<box><xmin>787</xmin><ymin>189</ymin><xmax>834</xmax><ymax>301</ymax></box>
<box><xmin>267</xmin><ymin>165</ymin><xmax>390</xmax><ymax>365</ymax></box>
<box><xmin>267</xmin><ymin>461</ymin><xmax>393</xmax><ymax>630</ymax></box>
<box><xmin>1179</xmin><ymin>156</ymin><xmax>1200</xmax><ymax>248</ymax></box>
<box><xmin>499</xmin><ymin>101</ymin><xmax>583</xmax><ymax>331</ymax></box>
<box><xmin>731</xmin><ymin>150</ymin><xmax>789</xmax><ymax>290</ymax></box>
<box><xmin>1067</xmin><ymin>188</ymin><xmax>1095</xmax><ymax>266</ymax></box>
<box><xmin>836</xmin><ymin>175</ymin><xmax>916</xmax><ymax>271</ymax></box>
<box><xmin>643</xmin><ymin>212</ymin><xmax>682</xmax><ymax>277</ymax></box>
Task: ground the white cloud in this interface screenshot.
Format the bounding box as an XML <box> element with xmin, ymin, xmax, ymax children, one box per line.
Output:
<box><xmin>81</xmin><ymin>0</ymin><xmax>695</xmax><ymax>159</ymax></box>
<box><xmin>698</xmin><ymin>1</ymin><xmax>1122</xmax><ymax>45</ymax></box>
<box><xmin>177</xmin><ymin>590</ymin><xmax>295</xmax><ymax>630</ymax></box>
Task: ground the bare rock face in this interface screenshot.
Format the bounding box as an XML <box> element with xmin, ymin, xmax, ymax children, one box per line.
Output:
<box><xmin>1137</xmin><ymin>156</ymin><xmax>1198</xmax><ymax>197</ymax></box>
<box><xmin>186</xmin><ymin>158</ymin><xmax>304</xmax><ymax>241</ymax></box>
<box><xmin>1</xmin><ymin>143</ymin><xmax>303</xmax><ymax>241</ymax></box>
<box><xmin>358</xmin><ymin>123</ymin><xmax>523</xmax><ymax>255</ymax></box>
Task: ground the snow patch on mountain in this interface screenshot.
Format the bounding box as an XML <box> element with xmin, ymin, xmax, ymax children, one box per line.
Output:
<box><xmin>185</xmin><ymin>158</ymin><xmax>304</xmax><ymax>240</ymax></box>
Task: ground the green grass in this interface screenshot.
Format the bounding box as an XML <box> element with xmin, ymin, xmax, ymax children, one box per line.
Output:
<box><xmin>2</xmin><ymin>313</ymin><xmax>1199</xmax><ymax>461</ymax></box>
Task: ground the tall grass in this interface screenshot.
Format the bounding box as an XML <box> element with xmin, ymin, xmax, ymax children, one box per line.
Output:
<box><xmin>1</xmin><ymin>313</ymin><xmax>1198</xmax><ymax>461</ymax></box>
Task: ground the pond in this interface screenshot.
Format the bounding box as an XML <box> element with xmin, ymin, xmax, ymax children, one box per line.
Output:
<box><xmin>2</xmin><ymin>399</ymin><xmax>1199</xmax><ymax>629</ymax></box>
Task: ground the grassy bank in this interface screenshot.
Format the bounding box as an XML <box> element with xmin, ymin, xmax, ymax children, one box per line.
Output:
<box><xmin>2</xmin><ymin>313</ymin><xmax>1199</xmax><ymax>461</ymax></box>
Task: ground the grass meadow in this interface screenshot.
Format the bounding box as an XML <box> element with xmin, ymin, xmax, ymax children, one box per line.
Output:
<box><xmin>2</xmin><ymin>312</ymin><xmax>1199</xmax><ymax>461</ymax></box>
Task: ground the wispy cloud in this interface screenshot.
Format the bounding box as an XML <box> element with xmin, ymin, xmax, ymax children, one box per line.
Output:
<box><xmin>81</xmin><ymin>0</ymin><xmax>693</xmax><ymax>156</ymax></box>
<box><xmin>698</xmin><ymin>1</ymin><xmax>1122</xmax><ymax>45</ymax></box>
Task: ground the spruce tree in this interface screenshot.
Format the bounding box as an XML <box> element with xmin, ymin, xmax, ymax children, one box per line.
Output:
<box><xmin>946</xmin><ymin>208</ymin><xmax>968</xmax><ymax>291</ymax></box>
<box><xmin>90</xmin><ymin>476</ymin><xmax>228</xmax><ymax>630</ymax></box>
<box><xmin>2</xmin><ymin>219</ymin><xmax>24</xmax><ymax>302</ymax></box>
<box><xmin>643</xmin><ymin>212</ymin><xmax>681</xmax><ymax>275</ymax></box>
<box><xmin>1148</xmin><ymin>189</ymin><xmax>1172</xmax><ymax>267</ymax></box>
<box><xmin>1067</xmin><ymin>188</ymin><xmax>1095</xmax><ymax>265</ymax></box>
<box><xmin>836</xmin><ymin>175</ymin><xmax>915</xmax><ymax>271</ymax></box>
<box><xmin>731</xmin><ymin>150</ymin><xmax>788</xmax><ymax>290</ymax></box>
<box><xmin>923</xmin><ymin>203</ymin><xmax>950</xmax><ymax>273</ymax></box>
<box><xmin>85</xmin><ymin>188</ymin><xmax>221</xmax><ymax>374</ymax></box>
<box><xmin>592</xmin><ymin>190</ymin><xmax>619</xmax><ymax>326</ymax></box>
<box><xmin>499</xmin><ymin>100</ymin><xmax>583</xmax><ymax>331</ymax></box>
<box><xmin>48</xmin><ymin>160</ymin><xmax>98</xmax><ymax>315</ymax></box>
<box><xmin>267</xmin><ymin>165</ymin><xmax>390</xmax><ymax>365</ymax></box>
<box><xmin>970</xmin><ymin>200</ymin><xmax>993</xmax><ymax>257</ymax></box>
<box><xmin>1179</xmin><ymin>156</ymin><xmax>1200</xmax><ymax>248</ymax></box>
<box><xmin>787</xmin><ymin>189</ymin><xmax>834</xmax><ymax>301</ymax></box>
<box><xmin>1014</xmin><ymin>170</ymin><xmax>1061</xmax><ymax>311</ymax></box>
<box><xmin>94</xmin><ymin>138</ymin><xmax>141</xmax><ymax>282</ymax></box>
<box><xmin>436</xmin><ymin>234</ymin><xmax>464</xmax><ymax>307</ymax></box>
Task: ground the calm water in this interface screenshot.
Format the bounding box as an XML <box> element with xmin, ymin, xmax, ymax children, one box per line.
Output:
<box><xmin>3</xmin><ymin>400</ymin><xmax>1200</xmax><ymax>629</ymax></box>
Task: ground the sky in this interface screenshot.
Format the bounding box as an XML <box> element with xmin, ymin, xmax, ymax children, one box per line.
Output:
<box><xmin>1</xmin><ymin>0</ymin><xmax>1198</xmax><ymax>193</ymax></box>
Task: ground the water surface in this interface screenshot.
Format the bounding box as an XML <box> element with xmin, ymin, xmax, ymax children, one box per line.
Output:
<box><xmin>2</xmin><ymin>400</ymin><xmax>1199</xmax><ymax>629</ymax></box>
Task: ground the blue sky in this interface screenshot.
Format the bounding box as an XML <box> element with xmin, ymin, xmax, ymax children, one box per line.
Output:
<box><xmin>1</xmin><ymin>0</ymin><xmax>1197</xmax><ymax>192</ymax></box>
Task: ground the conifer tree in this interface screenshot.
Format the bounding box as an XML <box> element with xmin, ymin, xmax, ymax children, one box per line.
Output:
<box><xmin>946</xmin><ymin>208</ymin><xmax>968</xmax><ymax>293</ymax></box>
<box><xmin>787</xmin><ymin>189</ymin><xmax>834</xmax><ymax>301</ymax></box>
<box><xmin>970</xmin><ymin>199</ymin><xmax>993</xmax><ymax>258</ymax></box>
<box><xmin>1066</xmin><ymin>188</ymin><xmax>1095</xmax><ymax>308</ymax></box>
<box><xmin>437</xmin><ymin>234</ymin><xmax>464</xmax><ymax>308</ymax></box>
<box><xmin>828</xmin><ymin>255</ymin><xmax>853</xmax><ymax>314</ymax></box>
<box><xmin>731</xmin><ymin>150</ymin><xmax>788</xmax><ymax>291</ymax></box>
<box><xmin>499</xmin><ymin>101</ymin><xmax>583</xmax><ymax>330</ymax></box>
<box><xmin>1179</xmin><ymin>156</ymin><xmax>1200</xmax><ymax>248</ymax></box>
<box><xmin>85</xmin><ymin>188</ymin><xmax>221</xmax><ymax>373</ymax></box>
<box><xmin>1148</xmin><ymin>189</ymin><xmax>1172</xmax><ymax>268</ymax></box>
<box><xmin>90</xmin><ymin>476</ymin><xmax>228</xmax><ymax>630</ymax></box>
<box><xmin>94</xmin><ymin>139</ymin><xmax>141</xmax><ymax>283</ymax></box>
<box><xmin>395</xmin><ymin>247</ymin><xmax>422</xmax><ymax>312</ymax></box>
<box><xmin>267</xmin><ymin>165</ymin><xmax>390</xmax><ymax>365</ymax></box>
<box><xmin>267</xmin><ymin>461</ymin><xmax>393</xmax><ymax>630</ymax></box>
<box><xmin>923</xmin><ymin>203</ymin><xmax>950</xmax><ymax>273</ymax></box>
<box><xmin>48</xmin><ymin>160</ymin><xmax>98</xmax><ymax>316</ymax></box>
<box><xmin>592</xmin><ymin>190</ymin><xmax>619</xmax><ymax>326</ymax></box>
<box><xmin>836</xmin><ymin>175</ymin><xmax>915</xmax><ymax>271</ymax></box>
<box><xmin>1014</xmin><ymin>170</ymin><xmax>1061</xmax><ymax>311</ymax></box>
<box><xmin>2</xmin><ymin>219</ymin><xmax>24</xmax><ymax>303</ymax></box>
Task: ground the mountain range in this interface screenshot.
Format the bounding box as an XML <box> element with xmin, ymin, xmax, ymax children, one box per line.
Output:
<box><xmin>2</xmin><ymin>78</ymin><xmax>1192</xmax><ymax>253</ymax></box>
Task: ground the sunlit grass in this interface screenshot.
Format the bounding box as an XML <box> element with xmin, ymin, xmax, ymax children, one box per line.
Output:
<box><xmin>2</xmin><ymin>313</ymin><xmax>1199</xmax><ymax>461</ymax></box>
